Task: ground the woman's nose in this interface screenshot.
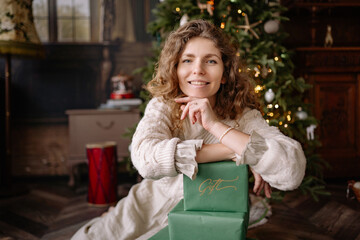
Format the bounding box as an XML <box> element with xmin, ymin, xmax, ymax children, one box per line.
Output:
<box><xmin>193</xmin><ymin>61</ymin><xmax>205</xmax><ymax>75</ymax></box>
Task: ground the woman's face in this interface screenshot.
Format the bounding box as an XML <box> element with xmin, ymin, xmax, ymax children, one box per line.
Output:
<box><xmin>177</xmin><ymin>37</ymin><xmax>225</xmax><ymax>106</ymax></box>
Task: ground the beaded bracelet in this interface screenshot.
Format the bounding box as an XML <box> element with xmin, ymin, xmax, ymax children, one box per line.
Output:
<box><xmin>219</xmin><ymin>126</ymin><xmax>234</xmax><ymax>143</ymax></box>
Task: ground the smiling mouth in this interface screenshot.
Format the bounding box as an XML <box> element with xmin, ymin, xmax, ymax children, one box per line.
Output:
<box><xmin>188</xmin><ymin>81</ymin><xmax>209</xmax><ymax>86</ymax></box>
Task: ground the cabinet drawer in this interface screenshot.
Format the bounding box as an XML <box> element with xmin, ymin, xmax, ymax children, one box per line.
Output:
<box><xmin>67</xmin><ymin>109</ymin><xmax>140</xmax><ymax>162</ymax></box>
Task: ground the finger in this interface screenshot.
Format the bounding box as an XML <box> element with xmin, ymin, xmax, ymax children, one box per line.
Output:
<box><xmin>188</xmin><ymin>104</ymin><xmax>197</xmax><ymax>124</ymax></box>
<box><xmin>189</xmin><ymin>103</ymin><xmax>200</xmax><ymax>124</ymax></box>
<box><xmin>267</xmin><ymin>183</ymin><xmax>272</xmax><ymax>198</ymax></box>
<box><xmin>253</xmin><ymin>173</ymin><xmax>261</xmax><ymax>193</ymax></box>
<box><xmin>175</xmin><ymin>97</ymin><xmax>193</xmax><ymax>104</ymax></box>
<box><xmin>254</xmin><ymin>179</ymin><xmax>263</xmax><ymax>196</ymax></box>
<box><xmin>176</xmin><ymin>97</ymin><xmax>190</xmax><ymax>119</ymax></box>
<box><xmin>264</xmin><ymin>183</ymin><xmax>272</xmax><ymax>198</ymax></box>
<box><xmin>180</xmin><ymin>103</ymin><xmax>190</xmax><ymax>120</ymax></box>
<box><xmin>251</xmin><ymin>168</ymin><xmax>261</xmax><ymax>193</ymax></box>
<box><xmin>257</xmin><ymin>180</ymin><xmax>265</xmax><ymax>196</ymax></box>
<box><xmin>195</xmin><ymin>112</ymin><xmax>201</xmax><ymax>125</ymax></box>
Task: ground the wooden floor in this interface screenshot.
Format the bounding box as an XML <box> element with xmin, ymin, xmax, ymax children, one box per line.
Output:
<box><xmin>247</xmin><ymin>181</ymin><xmax>360</xmax><ymax>240</ymax></box>
<box><xmin>0</xmin><ymin>177</ymin><xmax>360</xmax><ymax>240</ymax></box>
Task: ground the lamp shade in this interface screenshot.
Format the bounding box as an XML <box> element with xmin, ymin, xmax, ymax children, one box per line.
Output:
<box><xmin>0</xmin><ymin>0</ymin><xmax>43</xmax><ymax>57</ymax></box>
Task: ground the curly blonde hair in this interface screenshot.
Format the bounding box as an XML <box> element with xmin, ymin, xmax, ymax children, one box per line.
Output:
<box><xmin>147</xmin><ymin>19</ymin><xmax>259</xmax><ymax>130</ymax></box>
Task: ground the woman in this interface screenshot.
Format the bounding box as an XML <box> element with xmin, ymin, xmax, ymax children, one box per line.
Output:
<box><xmin>72</xmin><ymin>19</ymin><xmax>306</xmax><ymax>240</ymax></box>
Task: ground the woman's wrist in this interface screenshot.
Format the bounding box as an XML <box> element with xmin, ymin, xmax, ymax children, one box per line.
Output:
<box><xmin>219</xmin><ymin>126</ymin><xmax>234</xmax><ymax>143</ymax></box>
<box><xmin>207</xmin><ymin>121</ymin><xmax>230</xmax><ymax>139</ymax></box>
<box><xmin>196</xmin><ymin>143</ymin><xmax>234</xmax><ymax>163</ymax></box>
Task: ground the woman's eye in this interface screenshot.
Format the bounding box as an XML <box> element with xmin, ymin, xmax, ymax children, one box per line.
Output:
<box><xmin>208</xmin><ymin>59</ymin><xmax>217</xmax><ymax>64</ymax></box>
<box><xmin>182</xmin><ymin>59</ymin><xmax>191</xmax><ymax>63</ymax></box>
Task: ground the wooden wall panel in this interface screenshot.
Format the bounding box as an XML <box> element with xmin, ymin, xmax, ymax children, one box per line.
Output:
<box><xmin>313</xmin><ymin>77</ymin><xmax>358</xmax><ymax>176</ymax></box>
<box><xmin>296</xmin><ymin>48</ymin><xmax>360</xmax><ymax>178</ymax></box>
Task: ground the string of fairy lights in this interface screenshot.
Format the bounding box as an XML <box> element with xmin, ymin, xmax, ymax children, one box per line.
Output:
<box><xmin>247</xmin><ymin>62</ymin><xmax>293</xmax><ymax>129</ymax></box>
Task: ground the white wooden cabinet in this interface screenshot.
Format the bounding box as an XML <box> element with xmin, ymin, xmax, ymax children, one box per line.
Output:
<box><xmin>66</xmin><ymin>108</ymin><xmax>140</xmax><ymax>186</ymax></box>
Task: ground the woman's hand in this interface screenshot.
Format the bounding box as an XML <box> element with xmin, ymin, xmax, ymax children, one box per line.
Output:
<box><xmin>251</xmin><ymin>168</ymin><xmax>272</xmax><ymax>198</ymax></box>
<box><xmin>174</xmin><ymin>97</ymin><xmax>218</xmax><ymax>131</ymax></box>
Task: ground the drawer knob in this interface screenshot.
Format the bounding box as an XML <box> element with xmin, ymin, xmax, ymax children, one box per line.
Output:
<box><xmin>96</xmin><ymin>121</ymin><xmax>114</xmax><ymax>130</ymax></box>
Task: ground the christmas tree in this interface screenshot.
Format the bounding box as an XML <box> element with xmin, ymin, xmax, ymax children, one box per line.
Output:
<box><xmin>134</xmin><ymin>0</ymin><xmax>329</xmax><ymax>201</ymax></box>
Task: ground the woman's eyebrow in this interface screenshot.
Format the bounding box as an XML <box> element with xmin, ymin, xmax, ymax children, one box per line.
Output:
<box><xmin>181</xmin><ymin>53</ymin><xmax>221</xmax><ymax>59</ymax></box>
<box><xmin>204</xmin><ymin>53</ymin><xmax>221</xmax><ymax>59</ymax></box>
<box><xmin>181</xmin><ymin>53</ymin><xmax>195</xmax><ymax>58</ymax></box>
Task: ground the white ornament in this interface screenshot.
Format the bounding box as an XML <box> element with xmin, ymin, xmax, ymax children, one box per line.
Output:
<box><xmin>306</xmin><ymin>124</ymin><xmax>317</xmax><ymax>140</ymax></box>
<box><xmin>264</xmin><ymin>89</ymin><xmax>275</xmax><ymax>103</ymax></box>
<box><xmin>180</xmin><ymin>14</ymin><xmax>189</xmax><ymax>26</ymax></box>
<box><xmin>324</xmin><ymin>25</ymin><xmax>333</xmax><ymax>47</ymax></box>
<box><xmin>296</xmin><ymin>108</ymin><xmax>308</xmax><ymax>120</ymax></box>
<box><xmin>264</xmin><ymin>20</ymin><xmax>279</xmax><ymax>34</ymax></box>
<box><xmin>354</xmin><ymin>182</ymin><xmax>360</xmax><ymax>189</ymax></box>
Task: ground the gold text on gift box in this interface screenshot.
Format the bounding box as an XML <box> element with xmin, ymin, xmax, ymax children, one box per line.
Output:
<box><xmin>199</xmin><ymin>176</ymin><xmax>239</xmax><ymax>196</ymax></box>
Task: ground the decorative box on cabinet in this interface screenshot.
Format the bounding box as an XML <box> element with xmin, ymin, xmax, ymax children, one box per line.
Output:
<box><xmin>296</xmin><ymin>47</ymin><xmax>360</xmax><ymax>178</ymax></box>
<box><xmin>66</xmin><ymin>108</ymin><xmax>140</xmax><ymax>186</ymax></box>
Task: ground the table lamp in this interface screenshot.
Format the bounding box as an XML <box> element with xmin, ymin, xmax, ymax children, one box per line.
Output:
<box><xmin>0</xmin><ymin>0</ymin><xmax>43</xmax><ymax>195</ymax></box>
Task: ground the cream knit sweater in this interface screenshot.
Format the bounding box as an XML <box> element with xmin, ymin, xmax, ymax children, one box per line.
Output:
<box><xmin>132</xmin><ymin>97</ymin><xmax>306</xmax><ymax>191</ymax></box>
<box><xmin>71</xmin><ymin>97</ymin><xmax>306</xmax><ymax>240</ymax></box>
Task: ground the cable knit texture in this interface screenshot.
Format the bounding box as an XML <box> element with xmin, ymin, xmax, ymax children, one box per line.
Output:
<box><xmin>131</xmin><ymin>98</ymin><xmax>205</xmax><ymax>180</ymax></box>
<box><xmin>71</xmin><ymin>97</ymin><xmax>306</xmax><ymax>240</ymax></box>
<box><xmin>132</xmin><ymin>97</ymin><xmax>306</xmax><ymax>190</ymax></box>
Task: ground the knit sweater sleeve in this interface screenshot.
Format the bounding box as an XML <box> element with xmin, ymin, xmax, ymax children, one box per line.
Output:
<box><xmin>234</xmin><ymin>109</ymin><xmax>306</xmax><ymax>191</ymax></box>
<box><xmin>130</xmin><ymin>98</ymin><xmax>202</xmax><ymax>180</ymax></box>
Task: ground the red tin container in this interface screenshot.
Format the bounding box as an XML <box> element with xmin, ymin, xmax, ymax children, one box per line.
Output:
<box><xmin>86</xmin><ymin>142</ymin><xmax>118</xmax><ymax>206</ymax></box>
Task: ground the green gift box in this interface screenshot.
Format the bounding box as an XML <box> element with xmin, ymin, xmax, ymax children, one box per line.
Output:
<box><xmin>168</xmin><ymin>199</ymin><xmax>249</xmax><ymax>240</ymax></box>
<box><xmin>183</xmin><ymin>161</ymin><xmax>249</xmax><ymax>212</ymax></box>
<box><xmin>149</xmin><ymin>226</ymin><xmax>170</xmax><ymax>240</ymax></box>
